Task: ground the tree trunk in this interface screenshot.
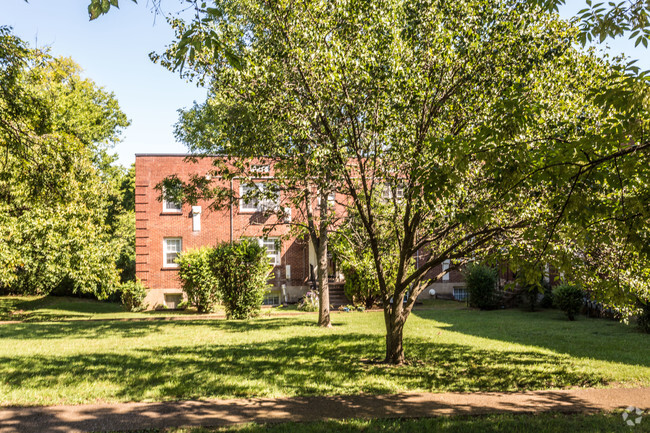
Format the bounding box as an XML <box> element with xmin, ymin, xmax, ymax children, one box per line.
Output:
<box><xmin>384</xmin><ymin>312</ymin><xmax>406</xmax><ymax>364</ymax></box>
<box><xmin>317</xmin><ymin>189</ymin><xmax>331</xmax><ymax>328</ymax></box>
<box><xmin>383</xmin><ymin>291</ymin><xmax>407</xmax><ymax>364</ymax></box>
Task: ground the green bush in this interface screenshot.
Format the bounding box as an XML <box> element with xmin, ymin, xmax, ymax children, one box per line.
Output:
<box><xmin>120</xmin><ymin>280</ymin><xmax>148</xmax><ymax>312</ymax></box>
<box><xmin>211</xmin><ymin>239</ymin><xmax>272</xmax><ymax>319</ymax></box>
<box><xmin>540</xmin><ymin>281</ymin><xmax>554</xmax><ymax>308</ymax></box>
<box><xmin>177</xmin><ymin>247</ymin><xmax>220</xmax><ymax>313</ymax></box>
<box><xmin>553</xmin><ymin>284</ymin><xmax>583</xmax><ymax>320</ymax></box>
<box><xmin>465</xmin><ymin>264</ymin><xmax>498</xmax><ymax>310</ymax></box>
<box><xmin>637</xmin><ymin>301</ymin><xmax>650</xmax><ymax>333</ymax></box>
<box><xmin>341</xmin><ymin>264</ymin><xmax>380</xmax><ymax>309</ymax></box>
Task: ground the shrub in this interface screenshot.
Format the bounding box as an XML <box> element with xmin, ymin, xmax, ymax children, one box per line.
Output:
<box><xmin>177</xmin><ymin>247</ymin><xmax>220</xmax><ymax>313</ymax></box>
<box><xmin>212</xmin><ymin>239</ymin><xmax>272</xmax><ymax>319</ymax></box>
<box><xmin>465</xmin><ymin>264</ymin><xmax>498</xmax><ymax>310</ymax></box>
<box><xmin>298</xmin><ymin>290</ymin><xmax>319</xmax><ymax>312</ymax></box>
<box><xmin>120</xmin><ymin>280</ymin><xmax>148</xmax><ymax>312</ymax></box>
<box><xmin>341</xmin><ymin>264</ymin><xmax>380</xmax><ymax>309</ymax></box>
<box><xmin>553</xmin><ymin>284</ymin><xmax>583</xmax><ymax>320</ymax></box>
<box><xmin>637</xmin><ymin>301</ymin><xmax>650</xmax><ymax>333</ymax></box>
<box><xmin>540</xmin><ymin>281</ymin><xmax>554</xmax><ymax>308</ymax></box>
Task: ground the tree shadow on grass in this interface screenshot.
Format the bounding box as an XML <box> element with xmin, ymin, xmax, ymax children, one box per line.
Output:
<box><xmin>0</xmin><ymin>333</ymin><xmax>604</xmax><ymax>406</ymax></box>
<box><xmin>0</xmin><ymin>317</ymin><xmax>318</xmax><ymax>340</ymax></box>
<box><xmin>411</xmin><ymin>307</ymin><xmax>650</xmax><ymax>369</ymax></box>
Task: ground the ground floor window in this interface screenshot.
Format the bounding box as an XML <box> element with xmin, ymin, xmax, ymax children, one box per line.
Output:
<box><xmin>453</xmin><ymin>287</ymin><xmax>468</xmax><ymax>301</ymax></box>
<box><xmin>164</xmin><ymin>238</ymin><xmax>182</xmax><ymax>267</ymax></box>
<box><xmin>263</xmin><ymin>289</ymin><xmax>281</xmax><ymax>305</ymax></box>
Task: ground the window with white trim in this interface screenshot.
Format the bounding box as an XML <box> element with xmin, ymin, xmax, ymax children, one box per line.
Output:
<box><xmin>442</xmin><ymin>259</ymin><xmax>450</xmax><ymax>281</ymax></box>
<box><xmin>162</xmin><ymin>187</ymin><xmax>182</xmax><ymax>213</ymax></box>
<box><xmin>260</xmin><ymin>237</ymin><xmax>281</xmax><ymax>266</ymax></box>
<box><xmin>239</xmin><ymin>182</ymin><xmax>279</xmax><ymax>212</ymax></box>
<box><xmin>164</xmin><ymin>238</ymin><xmax>182</xmax><ymax>267</ymax></box>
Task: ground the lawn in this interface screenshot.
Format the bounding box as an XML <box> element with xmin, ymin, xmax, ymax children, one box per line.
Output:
<box><xmin>161</xmin><ymin>413</ymin><xmax>649</xmax><ymax>433</ymax></box>
<box><xmin>0</xmin><ymin>298</ymin><xmax>648</xmax><ymax>406</ymax></box>
<box><xmin>0</xmin><ymin>296</ymin><xmax>298</xmax><ymax>322</ymax></box>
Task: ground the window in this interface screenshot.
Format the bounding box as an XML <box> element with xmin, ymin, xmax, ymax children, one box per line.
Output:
<box><xmin>442</xmin><ymin>259</ymin><xmax>450</xmax><ymax>281</ymax></box>
<box><xmin>260</xmin><ymin>237</ymin><xmax>281</xmax><ymax>266</ymax></box>
<box><xmin>317</xmin><ymin>190</ymin><xmax>336</xmax><ymax>205</ymax></box>
<box><xmin>164</xmin><ymin>238</ymin><xmax>182</xmax><ymax>267</ymax></box>
<box><xmin>162</xmin><ymin>187</ymin><xmax>182</xmax><ymax>213</ymax></box>
<box><xmin>453</xmin><ymin>287</ymin><xmax>468</xmax><ymax>301</ymax></box>
<box><xmin>240</xmin><ymin>182</ymin><xmax>279</xmax><ymax>212</ymax></box>
<box><xmin>381</xmin><ymin>184</ymin><xmax>405</xmax><ymax>201</ymax></box>
<box><xmin>263</xmin><ymin>289</ymin><xmax>281</xmax><ymax>306</ymax></box>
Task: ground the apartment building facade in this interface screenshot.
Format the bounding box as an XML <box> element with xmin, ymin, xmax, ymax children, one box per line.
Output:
<box><xmin>135</xmin><ymin>154</ymin><xmax>465</xmax><ymax>308</ymax></box>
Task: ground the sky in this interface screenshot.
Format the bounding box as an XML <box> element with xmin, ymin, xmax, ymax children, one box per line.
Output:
<box><xmin>4</xmin><ymin>1</ymin><xmax>649</xmax><ymax>168</ymax></box>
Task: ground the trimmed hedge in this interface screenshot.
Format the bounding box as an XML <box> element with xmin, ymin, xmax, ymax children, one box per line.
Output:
<box><xmin>177</xmin><ymin>247</ymin><xmax>220</xmax><ymax>313</ymax></box>
<box><xmin>553</xmin><ymin>284</ymin><xmax>583</xmax><ymax>320</ymax></box>
<box><xmin>465</xmin><ymin>264</ymin><xmax>498</xmax><ymax>310</ymax></box>
<box><xmin>211</xmin><ymin>239</ymin><xmax>272</xmax><ymax>319</ymax></box>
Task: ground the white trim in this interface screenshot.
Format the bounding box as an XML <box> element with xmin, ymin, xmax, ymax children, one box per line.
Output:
<box><xmin>163</xmin><ymin>237</ymin><xmax>182</xmax><ymax>268</ymax></box>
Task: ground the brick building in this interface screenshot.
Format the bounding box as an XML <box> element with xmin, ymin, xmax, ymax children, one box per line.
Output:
<box><xmin>135</xmin><ymin>154</ymin><xmax>465</xmax><ymax>308</ymax></box>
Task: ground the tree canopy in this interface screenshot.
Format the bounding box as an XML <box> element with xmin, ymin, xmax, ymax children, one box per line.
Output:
<box><xmin>158</xmin><ymin>0</ymin><xmax>650</xmax><ymax>359</ymax></box>
<box><xmin>0</xmin><ymin>27</ymin><xmax>131</xmax><ymax>297</ymax></box>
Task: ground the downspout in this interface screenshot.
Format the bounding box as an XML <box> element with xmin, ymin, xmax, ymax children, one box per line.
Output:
<box><xmin>230</xmin><ymin>178</ymin><xmax>234</xmax><ymax>244</ymax></box>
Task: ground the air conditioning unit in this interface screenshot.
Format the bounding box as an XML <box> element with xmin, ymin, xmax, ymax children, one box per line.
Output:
<box><xmin>283</xmin><ymin>207</ymin><xmax>292</xmax><ymax>223</ymax></box>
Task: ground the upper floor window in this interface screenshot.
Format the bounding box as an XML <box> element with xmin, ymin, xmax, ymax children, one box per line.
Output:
<box><xmin>162</xmin><ymin>186</ymin><xmax>182</xmax><ymax>213</ymax></box>
<box><xmin>240</xmin><ymin>182</ymin><xmax>279</xmax><ymax>213</ymax></box>
<box><xmin>163</xmin><ymin>238</ymin><xmax>182</xmax><ymax>268</ymax></box>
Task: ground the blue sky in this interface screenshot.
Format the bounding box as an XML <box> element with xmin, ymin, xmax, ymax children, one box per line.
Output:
<box><xmin>4</xmin><ymin>1</ymin><xmax>649</xmax><ymax>168</ymax></box>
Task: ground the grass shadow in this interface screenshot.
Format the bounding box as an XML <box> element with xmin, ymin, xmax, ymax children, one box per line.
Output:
<box><xmin>411</xmin><ymin>306</ymin><xmax>650</xmax><ymax>369</ymax></box>
<box><xmin>0</xmin><ymin>329</ymin><xmax>604</xmax><ymax>405</ymax></box>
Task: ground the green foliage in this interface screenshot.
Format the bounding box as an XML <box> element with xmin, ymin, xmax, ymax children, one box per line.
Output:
<box><xmin>636</xmin><ymin>301</ymin><xmax>650</xmax><ymax>333</ymax></box>
<box><xmin>176</xmin><ymin>247</ymin><xmax>220</xmax><ymax>313</ymax></box>
<box><xmin>341</xmin><ymin>266</ymin><xmax>380</xmax><ymax>310</ymax></box>
<box><xmin>158</xmin><ymin>0</ymin><xmax>650</xmax><ymax>361</ymax></box>
<box><xmin>0</xmin><ymin>27</ymin><xmax>129</xmax><ymax>298</ymax></box>
<box><xmin>297</xmin><ymin>290</ymin><xmax>319</xmax><ymax>312</ymax></box>
<box><xmin>465</xmin><ymin>264</ymin><xmax>498</xmax><ymax>310</ymax></box>
<box><xmin>540</xmin><ymin>281</ymin><xmax>554</xmax><ymax>309</ymax></box>
<box><xmin>553</xmin><ymin>284</ymin><xmax>584</xmax><ymax>321</ymax></box>
<box><xmin>211</xmin><ymin>239</ymin><xmax>271</xmax><ymax>319</ymax></box>
<box><xmin>120</xmin><ymin>280</ymin><xmax>148</xmax><ymax>312</ymax></box>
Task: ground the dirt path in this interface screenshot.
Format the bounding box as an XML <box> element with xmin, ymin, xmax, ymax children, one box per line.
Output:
<box><xmin>1</xmin><ymin>387</ymin><xmax>649</xmax><ymax>433</ymax></box>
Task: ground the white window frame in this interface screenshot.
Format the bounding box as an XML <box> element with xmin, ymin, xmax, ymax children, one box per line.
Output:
<box><xmin>442</xmin><ymin>259</ymin><xmax>451</xmax><ymax>281</ymax></box>
<box><xmin>163</xmin><ymin>238</ymin><xmax>182</xmax><ymax>268</ymax></box>
<box><xmin>260</xmin><ymin>237</ymin><xmax>281</xmax><ymax>266</ymax></box>
<box><xmin>239</xmin><ymin>182</ymin><xmax>279</xmax><ymax>213</ymax></box>
<box><xmin>162</xmin><ymin>187</ymin><xmax>182</xmax><ymax>213</ymax></box>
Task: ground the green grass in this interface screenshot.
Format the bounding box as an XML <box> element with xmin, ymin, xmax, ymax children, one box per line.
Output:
<box><xmin>0</xmin><ymin>296</ymin><xmax>297</xmax><ymax>322</ymax></box>
<box><xmin>112</xmin><ymin>413</ymin><xmax>650</xmax><ymax>433</ymax></box>
<box><xmin>0</xmin><ymin>299</ymin><xmax>648</xmax><ymax>406</ymax></box>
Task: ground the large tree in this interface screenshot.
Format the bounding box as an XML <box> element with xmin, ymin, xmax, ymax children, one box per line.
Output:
<box><xmin>154</xmin><ymin>0</ymin><xmax>650</xmax><ymax>361</ymax></box>
<box><xmin>0</xmin><ymin>27</ymin><xmax>130</xmax><ymax>297</ymax></box>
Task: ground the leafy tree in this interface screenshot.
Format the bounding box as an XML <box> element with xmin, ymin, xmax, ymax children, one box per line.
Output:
<box><xmin>150</xmin><ymin>0</ymin><xmax>607</xmax><ymax>364</ymax></box>
<box><xmin>0</xmin><ymin>27</ymin><xmax>130</xmax><ymax>297</ymax></box>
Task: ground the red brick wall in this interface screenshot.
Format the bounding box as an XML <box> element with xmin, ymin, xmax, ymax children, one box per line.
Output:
<box><xmin>135</xmin><ymin>155</ymin><xmax>310</xmax><ymax>291</ymax></box>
